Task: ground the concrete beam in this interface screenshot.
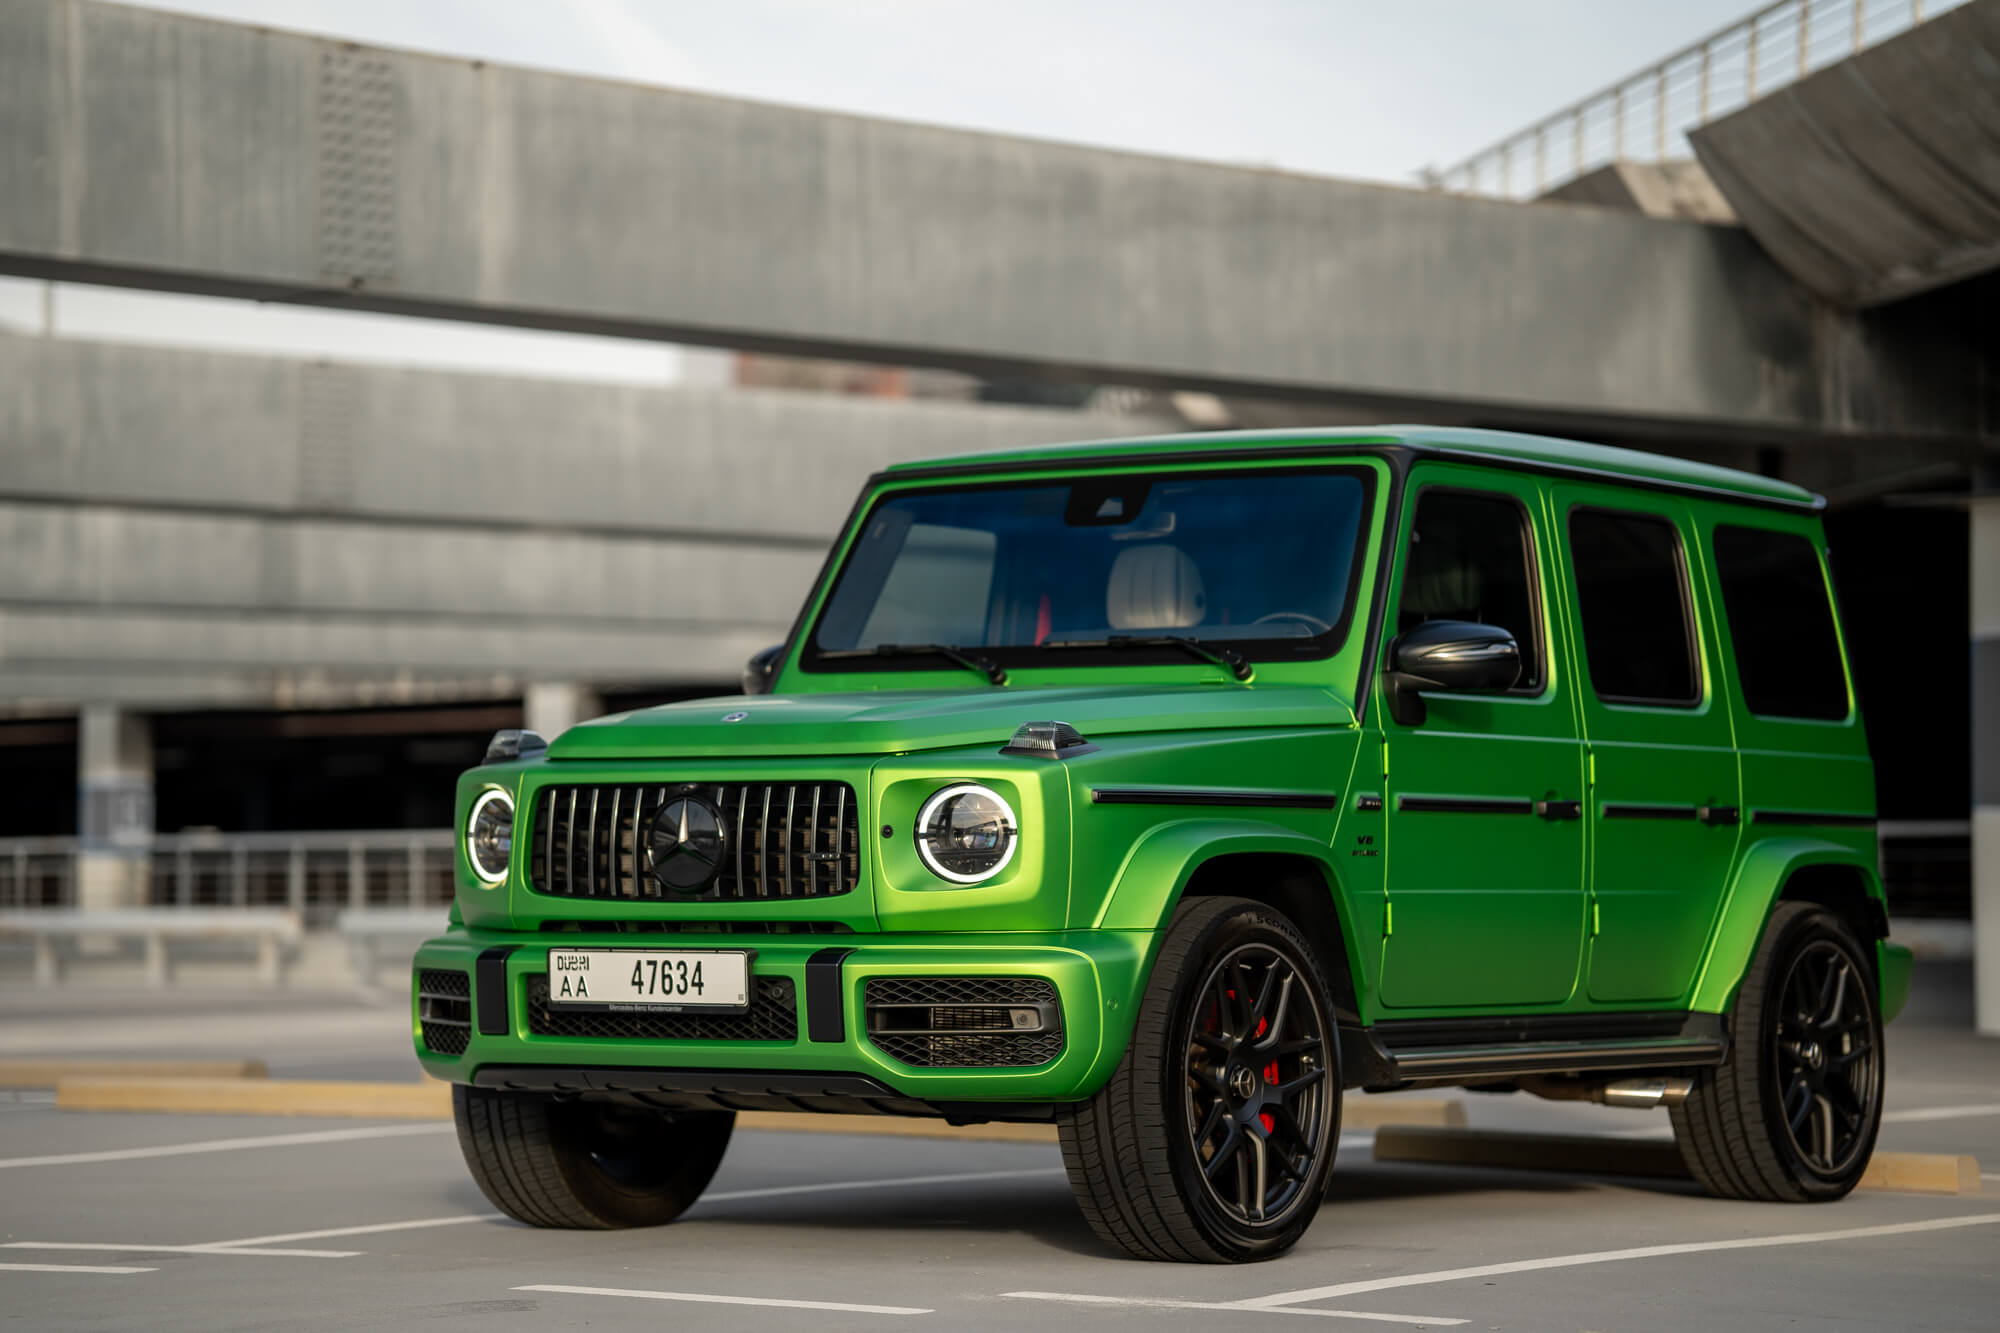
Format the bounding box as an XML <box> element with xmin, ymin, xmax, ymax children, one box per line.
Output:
<box><xmin>0</xmin><ymin>0</ymin><xmax>1988</xmax><ymax>444</ymax></box>
<box><xmin>0</xmin><ymin>334</ymin><xmax>1158</xmax><ymax>543</ymax></box>
<box><xmin>1691</xmin><ymin>0</ymin><xmax>2000</xmax><ymax>308</ymax></box>
<box><xmin>0</xmin><ymin>333</ymin><xmax>1168</xmax><ymax>710</ymax></box>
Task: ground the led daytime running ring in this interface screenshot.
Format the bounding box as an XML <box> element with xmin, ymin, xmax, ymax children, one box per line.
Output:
<box><xmin>914</xmin><ymin>783</ymin><xmax>1019</xmax><ymax>884</ymax></box>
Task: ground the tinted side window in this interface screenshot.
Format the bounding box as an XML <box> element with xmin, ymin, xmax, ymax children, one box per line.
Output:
<box><xmin>1712</xmin><ymin>525</ymin><xmax>1848</xmax><ymax>720</ymax></box>
<box><xmin>1568</xmin><ymin>509</ymin><xmax>1698</xmax><ymax>705</ymax></box>
<box><xmin>1397</xmin><ymin>488</ymin><xmax>1542</xmax><ymax>689</ymax></box>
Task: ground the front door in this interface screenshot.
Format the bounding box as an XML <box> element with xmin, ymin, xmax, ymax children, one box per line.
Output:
<box><xmin>1549</xmin><ymin>485</ymin><xmax>1744</xmax><ymax>1005</ymax></box>
<box><xmin>1378</xmin><ymin>467</ymin><xmax>1587</xmax><ymax>1009</ymax></box>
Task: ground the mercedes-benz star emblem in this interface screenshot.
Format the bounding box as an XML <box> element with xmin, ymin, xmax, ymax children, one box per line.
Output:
<box><xmin>721</xmin><ymin>711</ymin><xmax>748</xmax><ymax>723</ymax></box>
<box><xmin>648</xmin><ymin>795</ymin><xmax>727</xmax><ymax>892</ymax></box>
<box><xmin>1228</xmin><ymin>1065</ymin><xmax>1258</xmax><ymax>1100</ymax></box>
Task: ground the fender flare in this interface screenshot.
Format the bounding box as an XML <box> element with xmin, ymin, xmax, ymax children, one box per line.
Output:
<box><xmin>1093</xmin><ymin>817</ymin><xmax>1368</xmax><ymax>1009</ymax></box>
<box><xmin>1687</xmin><ymin>835</ymin><xmax>1889</xmax><ymax>1015</ymax></box>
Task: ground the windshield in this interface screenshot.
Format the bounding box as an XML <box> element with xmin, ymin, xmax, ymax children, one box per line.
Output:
<box><xmin>804</xmin><ymin>466</ymin><xmax>1373</xmax><ymax>672</ymax></box>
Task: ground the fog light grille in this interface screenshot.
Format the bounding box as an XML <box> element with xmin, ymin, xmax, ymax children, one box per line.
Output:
<box><xmin>864</xmin><ymin>977</ymin><xmax>1064</xmax><ymax>1068</ymax></box>
<box><xmin>417</xmin><ymin>969</ymin><xmax>471</xmax><ymax>1056</ymax></box>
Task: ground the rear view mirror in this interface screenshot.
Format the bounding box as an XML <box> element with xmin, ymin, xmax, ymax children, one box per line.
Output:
<box><xmin>1384</xmin><ymin>620</ymin><xmax>1521</xmax><ymax>725</ymax></box>
<box><xmin>742</xmin><ymin>644</ymin><xmax>784</xmax><ymax>696</ymax></box>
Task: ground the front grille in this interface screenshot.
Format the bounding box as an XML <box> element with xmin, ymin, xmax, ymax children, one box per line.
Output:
<box><xmin>417</xmin><ymin>969</ymin><xmax>471</xmax><ymax>1056</ymax></box>
<box><xmin>865</xmin><ymin>977</ymin><xmax>1065</xmax><ymax>1068</ymax></box>
<box><xmin>529</xmin><ymin>783</ymin><xmax>859</xmax><ymax>903</ymax></box>
<box><xmin>526</xmin><ymin>973</ymin><xmax>798</xmax><ymax>1042</ymax></box>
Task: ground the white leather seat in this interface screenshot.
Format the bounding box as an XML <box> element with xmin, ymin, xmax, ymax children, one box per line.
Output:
<box><xmin>1106</xmin><ymin>544</ymin><xmax>1207</xmax><ymax>629</ymax></box>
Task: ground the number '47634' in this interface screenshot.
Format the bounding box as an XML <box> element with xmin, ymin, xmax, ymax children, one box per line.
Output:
<box><xmin>632</xmin><ymin>957</ymin><xmax>703</xmax><ymax>996</ymax></box>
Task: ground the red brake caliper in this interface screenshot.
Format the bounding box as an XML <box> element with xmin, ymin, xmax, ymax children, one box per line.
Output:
<box><xmin>1255</xmin><ymin>1016</ymin><xmax>1276</xmax><ymax>1133</ymax></box>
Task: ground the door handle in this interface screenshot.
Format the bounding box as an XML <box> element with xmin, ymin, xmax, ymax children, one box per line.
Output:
<box><xmin>1697</xmin><ymin>805</ymin><xmax>1740</xmax><ymax>825</ymax></box>
<box><xmin>1536</xmin><ymin>799</ymin><xmax>1582</xmax><ymax>821</ymax></box>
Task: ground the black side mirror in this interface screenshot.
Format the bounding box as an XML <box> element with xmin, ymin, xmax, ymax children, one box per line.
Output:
<box><xmin>742</xmin><ymin>644</ymin><xmax>785</xmax><ymax>696</ymax></box>
<box><xmin>1384</xmin><ymin>620</ymin><xmax>1521</xmax><ymax>726</ymax></box>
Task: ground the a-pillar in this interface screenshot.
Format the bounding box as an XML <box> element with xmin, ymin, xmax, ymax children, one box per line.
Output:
<box><xmin>76</xmin><ymin>704</ymin><xmax>153</xmax><ymax>910</ymax></box>
<box><xmin>524</xmin><ymin>683</ymin><xmax>602</xmax><ymax>742</ymax></box>
<box><xmin>1974</xmin><ymin>495</ymin><xmax>2000</xmax><ymax>1035</ymax></box>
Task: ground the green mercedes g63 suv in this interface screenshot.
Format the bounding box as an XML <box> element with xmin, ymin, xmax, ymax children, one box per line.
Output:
<box><xmin>414</xmin><ymin>426</ymin><xmax>1910</xmax><ymax>1263</ymax></box>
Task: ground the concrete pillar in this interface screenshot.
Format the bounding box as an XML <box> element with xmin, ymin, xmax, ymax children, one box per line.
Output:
<box><xmin>1973</xmin><ymin>495</ymin><xmax>1999</xmax><ymax>1036</ymax></box>
<box><xmin>76</xmin><ymin>704</ymin><xmax>153</xmax><ymax>910</ymax></box>
<box><xmin>525</xmin><ymin>682</ymin><xmax>602</xmax><ymax>741</ymax></box>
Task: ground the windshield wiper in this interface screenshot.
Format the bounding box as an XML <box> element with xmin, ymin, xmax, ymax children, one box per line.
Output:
<box><xmin>820</xmin><ymin>643</ymin><xmax>1008</xmax><ymax>686</ymax></box>
<box><xmin>1038</xmin><ymin>635</ymin><xmax>1253</xmax><ymax>682</ymax></box>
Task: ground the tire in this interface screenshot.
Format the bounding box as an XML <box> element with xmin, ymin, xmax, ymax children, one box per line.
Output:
<box><xmin>1671</xmin><ymin>902</ymin><xmax>1884</xmax><ymax>1202</ymax></box>
<box><xmin>1058</xmin><ymin>895</ymin><xmax>1343</xmax><ymax>1262</ymax></box>
<box><xmin>453</xmin><ymin>1085</ymin><xmax>734</xmax><ymax>1228</ymax></box>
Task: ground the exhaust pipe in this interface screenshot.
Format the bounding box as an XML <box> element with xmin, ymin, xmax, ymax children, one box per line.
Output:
<box><xmin>1595</xmin><ymin>1076</ymin><xmax>1693</xmax><ymax>1109</ymax></box>
<box><xmin>1517</xmin><ymin>1075</ymin><xmax>1694</xmax><ymax>1108</ymax></box>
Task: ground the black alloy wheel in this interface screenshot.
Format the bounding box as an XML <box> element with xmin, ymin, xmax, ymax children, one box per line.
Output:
<box><xmin>1059</xmin><ymin>895</ymin><xmax>1343</xmax><ymax>1262</ymax></box>
<box><xmin>1671</xmin><ymin>902</ymin><xmax>1884</xmax><ymax>1202</ymax></box>
<box><xmin>1769</xmin><ymin>937</ymin><xmax>1880</xmax><ymax>1178</ymax></box>
<box><xmin>1183</xmin><ymin>942</ymin><xmax>1333</xmax><ymax>1227</ymax></box>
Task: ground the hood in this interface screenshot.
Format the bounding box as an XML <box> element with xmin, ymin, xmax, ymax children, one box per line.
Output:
<box><xmin>548</xmin><ymin>683</ymin><xmax>1357</xmax><ymax>760</ymax></box>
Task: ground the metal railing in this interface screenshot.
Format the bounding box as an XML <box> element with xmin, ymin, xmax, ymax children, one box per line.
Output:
<box><xmin>0</xmin><ymin>830</ymin><xmax>455</xmax><ymax>927</ymax></box>
<box><xmin>1426</xmin><ymin>0</ymin><xmax>1967</xmax><ymax>200</ymax></box>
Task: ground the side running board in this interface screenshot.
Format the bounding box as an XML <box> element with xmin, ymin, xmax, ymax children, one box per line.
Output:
<box><xmin>1345</xmin><ymin>1013</ymin><xmax>1728</xmax><ymax>1089</ymax></box>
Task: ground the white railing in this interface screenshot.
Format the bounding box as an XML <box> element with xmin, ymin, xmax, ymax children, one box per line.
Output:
<box><xmin>1425</xmin><ymin>0</ymin><xmax>1968</xmax><ymax>200</ymax></box>
<box><xmin>0</xmin><ymin>830</ymin><xmax>455</xmax><ymax>926</ymax></box>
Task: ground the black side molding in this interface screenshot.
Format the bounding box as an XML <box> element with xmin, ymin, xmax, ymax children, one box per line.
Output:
<box><xmin>1397</xmin><ymin>796</ymin><xmax>1535</xmax><ymax>815</ymax></box>
<box><xmin>476</xmin><ymin>945</ymin><xmax>516</xmax><ymax>1036</ymax></box>
<box><xmin>1752</xmin><ymin>810</ymin><xmax>1877</xmax><ymax>828</ymax></box>
<box><xmin>1602</xmin><ymin>803</ymin><xmax>1698</xmax><ymax>820</ymax></box>
<box><xmin>1090</xmin><ymin>787</ymin><xmax>1342</xmax><ymax>810</ymax></box>
<box><xmin>805</xmin><ymin>947</ymin><xmax>854</xmax><ymax>1043</ymax></box>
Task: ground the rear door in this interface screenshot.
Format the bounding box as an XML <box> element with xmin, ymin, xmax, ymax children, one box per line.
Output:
<box><xmin>1550</xmin><ymin>485</ymin><xmax>1743</xmax><ymax>1005</ymax></box>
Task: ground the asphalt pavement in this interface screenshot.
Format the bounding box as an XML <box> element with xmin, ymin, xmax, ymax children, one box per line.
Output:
<box><xmin>2</xmin><ymin>965</ymin><xmax>1996</xmax><ymax>1331</ymax></box>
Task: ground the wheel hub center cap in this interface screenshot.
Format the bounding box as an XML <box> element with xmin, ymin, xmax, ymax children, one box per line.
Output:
<box><xmin>1800</xmin><ymin>1041</ymin><xmax>1824</xmax><ymax>1070</ymax></box>
<box><xmin>1226</xmin><ymin>1064</ymin><xmax>1260</xmax><ymax>1101</ymax></box>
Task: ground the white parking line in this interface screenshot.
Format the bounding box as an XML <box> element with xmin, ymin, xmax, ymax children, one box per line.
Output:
<box><xmin>1880</xmin><ymin>1103</ymin><xmax>2000</xmax><ymax>1124</ymax></box>
<box><xmin>0</xmin><ymin>1122</ymin><xmax>449</xmax><ymax>1170</ymax></box>
<box><xmin>517</xmin><ymin>1283</ymin><xmax>931</xmax><ymax>1315</ymax></box>
<box><xmin>4</xmin><ymin>1242</ymin><xmax>359</xmax><ymax>1259</ymax></box>
<box><xmin>0</xmin><ymin>1261</ymin><xmax>156</xmax><ymax>1274</ymax></box>
<box><xmin>193</xmin><ymin>1214</ymin><xmax>505</xmax><ymax>1249</ymax></box>
<box><xmin>1236</xmin><ymin>1212</ymin><xmax>2000</xmax><ymax>1308</ymax></box>
<box><xmin>1004</xmin><ymin>1292</ymin><xmax>1465</xmax><ymax>1325</ymax></box>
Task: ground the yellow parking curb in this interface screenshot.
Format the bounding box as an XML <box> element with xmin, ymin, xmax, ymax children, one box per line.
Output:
<box><xmin>56</xmin><ymin>1077</ymin><xmax>450</xmax><ymax>1120</ymax></box>
<box><xmin>1859</xmin><ymin>1150</ymin><xmax>1984</xmax><ymax>1196</ymax></box>
<box><xmin>0</xmin><ymin>1058</ymin><xmax>267</xmax><ymax>1089</ymax></box>
<box><xmin>1373</xmin><ymin>1125</ymin><xmax>1983</xmax><ymax>1196</ymax></box>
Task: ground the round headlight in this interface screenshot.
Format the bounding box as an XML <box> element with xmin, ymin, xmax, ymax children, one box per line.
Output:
<box><xmin>466</xmin><ymin>789</ymin><xmax>514</xmax><ymax>885</ymax></box>
<box><xmin>914</xmin><ymin>783</ymin><xmax>1018</xmax><ymax>884</ymax></box>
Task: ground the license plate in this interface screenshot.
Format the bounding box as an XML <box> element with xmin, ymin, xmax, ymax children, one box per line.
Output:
<box><xmin>545</xmin><ymin>948</ymin><xmax>752</xmax><ymax>1013</ymax></box>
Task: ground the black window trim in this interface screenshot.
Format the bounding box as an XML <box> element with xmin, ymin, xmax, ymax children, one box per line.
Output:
<box><xmin>796</xmin><ymin>461</ymin><xmax>1380</xmax><ymax>676</ymax></box>
<box><xmin>1391</xmin><ymin>481</ymin><xmax>1551</xmax><ymax>700</ymax></box>
<box><xmin>1709</xmin><ymin>520</ymin><xmax>1854</xmax><ymax>724</ymax></box>
<box><xmin>1565</xmin><ymin>502</ymin><xmax>1705</xmax><ymax>711</ymax></box>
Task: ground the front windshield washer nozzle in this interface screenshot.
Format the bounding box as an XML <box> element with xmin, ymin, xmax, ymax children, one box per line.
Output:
<box><xmin>1001</xmin><ymin>720</ymin><xmax>1096</xmax><ymax>760</ymax></box>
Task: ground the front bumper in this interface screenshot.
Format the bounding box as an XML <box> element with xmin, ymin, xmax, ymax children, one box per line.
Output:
<box><xmin>411</xmin><ymin>925</ymin><xmax>1154</xmax><ymax>1105</ymax></box>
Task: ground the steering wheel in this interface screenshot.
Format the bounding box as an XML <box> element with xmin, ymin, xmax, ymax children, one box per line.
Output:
<box><xmin>1251</xmin><ymin>610</ymin><xmax>1333</xmax><ymax>636</ymax></box>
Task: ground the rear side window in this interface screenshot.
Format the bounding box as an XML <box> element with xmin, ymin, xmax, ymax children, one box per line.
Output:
<box><xmin>1711</xmin><ymin>525</ymin><xmax>1849</xmax><ymax>720</ymax></box>
<box><xmin>1397</xmin><ymin>488</ymin><xmax>1543</xmax><ymax>689</ymax></box>
<box><xmin>1568</xmin><ymin>508</ymin><xmax>1699</xmax><ymax>706</ymax></box>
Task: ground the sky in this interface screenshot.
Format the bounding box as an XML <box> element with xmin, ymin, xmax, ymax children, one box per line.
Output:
<box><xmin>0</xmin><ymin>0</ymin><xmax>1758</xmax><ymax>383</ymax></box>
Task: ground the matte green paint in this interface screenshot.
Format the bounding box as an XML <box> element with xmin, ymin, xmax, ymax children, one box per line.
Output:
<box><xmin>1375</xmin><ymin>464</ymin><xmax>1588</xmax><ymax>1008</ymax></box>
<box><xmin>416</xmin><ymin>427</ymin><xmax>1886</xmax><ymax>1104</ymax></box>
